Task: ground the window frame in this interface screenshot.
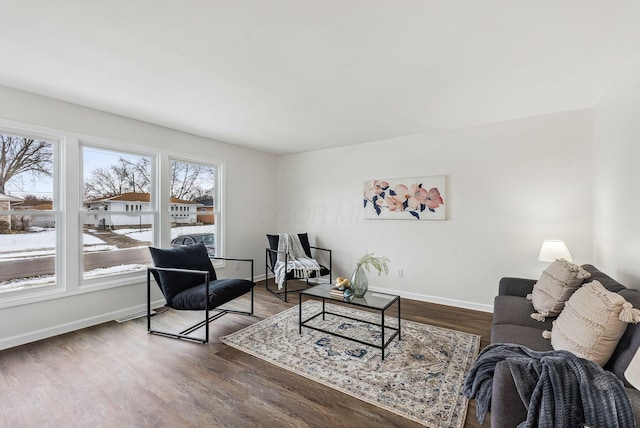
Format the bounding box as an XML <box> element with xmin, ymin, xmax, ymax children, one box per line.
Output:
<box><xmin>0</xmin><ymin>121</ymin><xmax>64</xmax><ymax>305</ymax></box>
<box><xmin>79</xmin><ymin>140</ymin><xmax>158</xmax><ymax>288</ymax></box>
<box><xmin>166</xmin><ymin>153</ymin><xmax>224</xmax><ymax>267</ymax></box>
<box><xmin>0</xmin><ymin>120</ymin><xmax>227</xmax><ymax>308</ymax></box>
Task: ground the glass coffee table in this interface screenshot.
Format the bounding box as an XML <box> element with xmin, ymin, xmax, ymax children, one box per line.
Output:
<box><xmin>298</xmin><ymin>283</ymin><xmax>401</xmax><ymax>360</ymax></box>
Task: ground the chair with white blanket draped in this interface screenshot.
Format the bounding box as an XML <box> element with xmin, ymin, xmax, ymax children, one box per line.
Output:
<box><xmin>265</xmin><ymin>233</ymin><xmax>332</xmax><ymax>302</ymax></box>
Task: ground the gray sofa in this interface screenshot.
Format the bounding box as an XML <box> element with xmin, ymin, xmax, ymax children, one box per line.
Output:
<box><xmin>490</xmin><ymin>264</ymin><xmax>640</xmax><ymax>427</ymax></box>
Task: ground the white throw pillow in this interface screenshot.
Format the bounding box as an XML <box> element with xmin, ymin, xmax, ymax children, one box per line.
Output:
<box><xmin>529</xmin><ymin>258</ymin><xmax>591</xmax><ymax>321</ymax></box>
<box><xmin>546</xmin><ymin>280</ymin><xmax>640</xmax><ymax>366</ymax></box>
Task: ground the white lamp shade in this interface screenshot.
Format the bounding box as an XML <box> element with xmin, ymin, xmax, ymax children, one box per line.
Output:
<box><xmin>538</xmin><ymin>240</ymin><xmax>572</xmax><ymax>263</ymax></box>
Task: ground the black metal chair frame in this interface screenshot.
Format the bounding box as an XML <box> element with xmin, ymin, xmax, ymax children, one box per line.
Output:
<box><xmin>147</xmin><ymin>256</ymin><xmax>254</xmax><ymax>344</ymax></box>
<box><xmin>265</xmin><ymin>246</ymin><xmax>332</xmax><ymax>303</ymax></box>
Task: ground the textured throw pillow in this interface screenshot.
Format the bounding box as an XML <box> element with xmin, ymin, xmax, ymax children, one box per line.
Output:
<box><xmin>528</xmin><ymin>258</ymin><xmax>591</xmax><ymax>321</ymax></box>
<box><xmin>544</xmin><ymin>280</ymin><xmax>640</xmax><ymax>366</ymax></box>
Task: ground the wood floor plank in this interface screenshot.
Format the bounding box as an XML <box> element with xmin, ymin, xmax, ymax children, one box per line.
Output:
<box><xmin>0</xmin><ymin>281</ymin><xmax>492</xmax><ymax>427</ymax></box>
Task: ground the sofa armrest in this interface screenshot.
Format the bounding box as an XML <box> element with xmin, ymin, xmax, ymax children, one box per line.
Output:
<box><xmin>491</xmin><ymin>361</ymin><xmax>528</xmax><ymax>428</ymax></box>
<box><xmin>625</xmin><ymin>388</ymin><xmax>640</xmax><ymax>427</ymax></box>
<box><xmin>498</xmin><ymin>277</ymin><xmax>537</xmax><ymax>297</ymax></box>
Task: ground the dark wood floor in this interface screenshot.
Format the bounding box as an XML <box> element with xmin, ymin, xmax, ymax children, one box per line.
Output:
<box><xmin>0</xmin><ymin>281</ymin><xmax>492</xmax><ymax>427</ymax></box>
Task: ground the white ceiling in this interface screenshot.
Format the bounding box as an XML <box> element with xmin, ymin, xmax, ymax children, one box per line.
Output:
<box><xmin>1</xmin><ymin>1</ymin><xmax>639</xmax><ymax>155</ymax></box>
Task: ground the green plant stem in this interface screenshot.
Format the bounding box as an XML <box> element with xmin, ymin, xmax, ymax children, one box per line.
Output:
<box><xmin>357</xmin><ymin>251</ymin><xmax>390</xmax><ymax>276</ymax></box>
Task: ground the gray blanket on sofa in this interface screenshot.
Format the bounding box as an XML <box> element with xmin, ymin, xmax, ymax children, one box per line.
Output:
<box><xmin>463</xmin><ymin>343</ymin><xmax>635</xmax><ymax>428</ymax></box>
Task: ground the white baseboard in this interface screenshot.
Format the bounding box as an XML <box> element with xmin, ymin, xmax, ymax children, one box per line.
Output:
<box><xmin>261</xmin><ymin>274</ymin><xmax>493</xmax><ymax>312</ymax></box>
<box><xmin>253</xmin><ymin>273</ymin><xmax>268</xmax><ymax>282</ymax></box>
<box><xmin>366</xmin><ymin>286</ymin><xmax>493</xmax><ymax>313</ymax></box>
<box><xmin>262</xmin><ymin>274</ymin><xmax>493</xmax><ymax>313</ymax></box>
<box><xmin>0</xmin><ymin>299</ymin><xmax>166</xmax><ymax>351</ymax></box>
<box><xmin>0</xmin><ymin>282</ymin><xmax>492</xmax><ymax>352</ymax></box>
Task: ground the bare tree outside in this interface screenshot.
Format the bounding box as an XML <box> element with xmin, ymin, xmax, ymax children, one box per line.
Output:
<box><xmin>84</xmin><ymin>156</ymin><xmax>215</xmax><ymax>201</ymax></box>
<box><xmin>0</xmin><ymin>134</ymin><xmax>53</xmax><ymax>195</ymax></box>
<box><xmin>170</xmin><ymin>161</ymin><xmax>215</xmax><ymax>201</ymax></box>
<box><xmin>83</xmin><ymin>157</ymin><xmax>151</xmax><ymax>200</ymax></box>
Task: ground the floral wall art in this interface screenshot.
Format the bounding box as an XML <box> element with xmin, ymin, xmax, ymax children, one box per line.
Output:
<box><xmin>363</xmin><ymin>176</ymin><xmax>446</xmax><ymax>220</ymax></box>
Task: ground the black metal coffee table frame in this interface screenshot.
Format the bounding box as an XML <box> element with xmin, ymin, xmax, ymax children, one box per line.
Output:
<box><xmin>298</xmin><ymin>284</ymin><xmax>401</xmax><ymax>360</ymax></box>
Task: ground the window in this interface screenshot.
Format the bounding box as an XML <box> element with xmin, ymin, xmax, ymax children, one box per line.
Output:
<box><xmin>0</xmin><ymin>122</ymin><xmax>225</xmax><ymax>304</ymax></box>
<box><xmin>0</xmin><ymin>131</ymin><xmax>57</xmax><ymax>293</ymax></box>
<box><xmin>81</xmin><ymin>145</ymin><xmax>154</xmax><ymax>281</ymax></box>
<box><xmin>169</xmin><ymin>158</ymin><xmax>218</xmax><ymax>257</ymax></box>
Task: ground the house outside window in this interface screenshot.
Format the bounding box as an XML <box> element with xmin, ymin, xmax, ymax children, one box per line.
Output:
<box><xmin>82</xmin><ymin>146</ymin><xmax>154</xmax><ymax>282</ymax></box>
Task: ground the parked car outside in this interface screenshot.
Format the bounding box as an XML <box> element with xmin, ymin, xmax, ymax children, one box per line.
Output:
<box><xmin>171</xmin><ymin>233</ymin><xmax>215</xmax><ymax>256</ymax></box>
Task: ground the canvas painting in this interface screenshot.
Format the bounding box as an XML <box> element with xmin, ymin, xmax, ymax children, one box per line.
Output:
<box><xmin>363</xmin><ymin>176</ymin><xmax>446</xmax><ymax>220</ymax></box>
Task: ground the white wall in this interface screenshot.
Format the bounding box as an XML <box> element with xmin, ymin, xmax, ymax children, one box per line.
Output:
<box><xmin>277</xmin><ymin>109</ymin><xmax>594</xmax><ymax>310</ymax></box>
<box><xmin>0</xmin><ymin>82</ymin><xmax>601</xmax><ymax>347</ymax></box>
<box><xmin>593</xmin><ymin>58</ymin><xmax>640</xmax><ymax>288</ymax></box>
<box><xmin>0</xmin><ymin>85</ymin><xmax>277</xmax><ymax>349</ymax></box>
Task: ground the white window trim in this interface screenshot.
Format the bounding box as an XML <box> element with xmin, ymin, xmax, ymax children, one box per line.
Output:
<box><xmin>166</xmin><ymin>153</ymin><xmax>225</xmax><ymax>268</ymax></box>
<box><xmin>0</xmin><ymin>120</ymin><xmax>65</xmax><ymax>306</ymax></box>
<box><xmin>79</xmin><ymin>140</ymin><xmax>158</xmax><ymax>288</ymax></box>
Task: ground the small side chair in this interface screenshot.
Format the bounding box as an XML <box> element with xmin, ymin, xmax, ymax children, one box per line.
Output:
<box><xmin>265</xmin><ymin>233</ymin><xmax>332</xmax><ymax>302</ymax></box>
<box><xmin>147</xmin><ymin>243</ymin><xmax>255</xmax><ymax>343</ymax></box>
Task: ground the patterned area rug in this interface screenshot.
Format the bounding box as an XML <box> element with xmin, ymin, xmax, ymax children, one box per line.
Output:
<box><xmin>221</xmin><ymin>300</ymin><xmax>481</xmax><ymax>427</ymax></box>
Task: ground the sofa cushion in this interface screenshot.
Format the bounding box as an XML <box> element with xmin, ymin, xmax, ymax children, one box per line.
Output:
<box><xmin>498</xmin><ymin>277</ymin><xmax>537</xmax><ymax>298</ymax></box>
<box><xmin>490</xmin><ymin>324</ymin><xmax>553</xmax><ymax>352</ymax></box>
<box><xmin>529</xmin><ymin>258</ymin><xmax>590</xmax><ymax>321</ymax></box>
<box><xmin>550</xmin><ymin>280</ymin><xmax>639</xmax><ymax>366</ymax></box>
<box><xmin>493</xmin><ymin>295</ymin><xmax>554</xmax><ymax>330</ymax></box>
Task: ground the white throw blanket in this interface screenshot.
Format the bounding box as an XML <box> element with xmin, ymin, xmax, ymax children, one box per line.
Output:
<box><xmin>274</xmin><ymin>233</ymin><xmax>321</xmax><ymax>289</ymax></box>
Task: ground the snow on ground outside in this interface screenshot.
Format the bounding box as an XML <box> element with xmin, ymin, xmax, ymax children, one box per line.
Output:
<box><xmin>0</xmin><ymin>225</ymin><xmax>213</xmax><ymax>260</ymax></box>
<box><xmin>0</xmin><ymin>225</ymin><xmax>213</xmax><ymax>291</ymax></box>
<box><xmin>0</xmin><ymin>229</ymin><xmax>104</xmax><ymax>253</ymax></box>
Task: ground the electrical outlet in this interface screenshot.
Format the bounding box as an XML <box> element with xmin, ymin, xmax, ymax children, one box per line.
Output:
<box><xmin>235</xmin><ymin>262</ymin><xmax>240</xmax><ymax>270</ymax></box>
<box><xmin>397</xmin><ymin>269</ymin><xmax>403</xmax><ymax>278</ymax></box>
